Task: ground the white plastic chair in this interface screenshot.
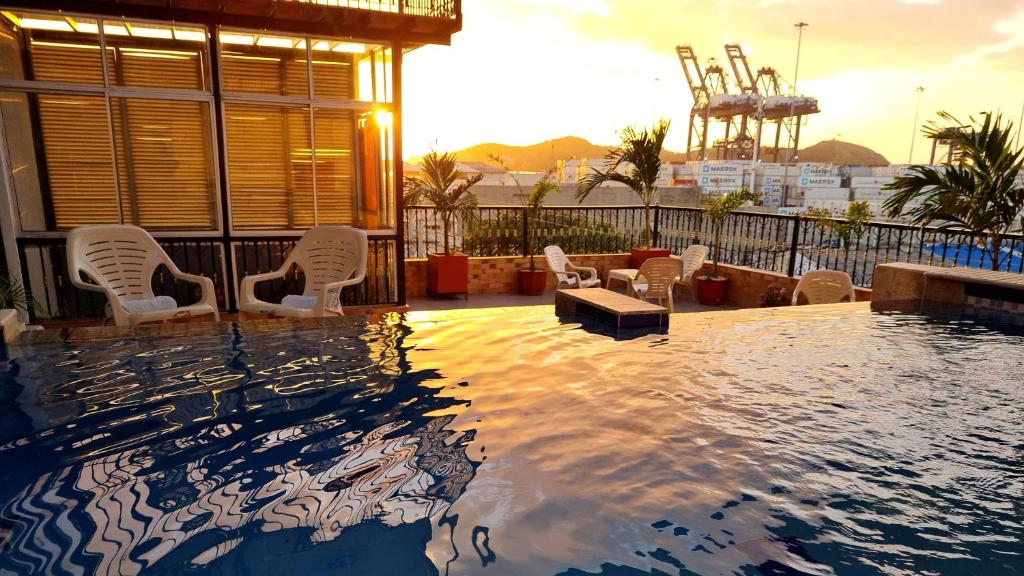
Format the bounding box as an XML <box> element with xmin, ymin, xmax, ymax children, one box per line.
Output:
<box><xmin>792</xmin><ymin>270</ymin><xmax>856</xmax><ymax>305</ymax></box>
<box><xmin>544</xmin><ymin>245</ymin><xmax>600</xmax><ymax>289</ymax></box>
<box><xmin>239</xmin><ymin>226</ymin><xmax>367</xmax><ymax>318</ymax></box>
<box><xmin>628</xmin><ymin>257</ymin><xmax>683</xmax><ymax>310</ymax></box>
<box><xmin>672</xmin><ymin>244</ymin><xmax>710</xmax><ymax>301</ymax></box>
<box><xmin>67</xmin><ymin>224</ymin><xmax>219</xmax><ymax>327</ymax></box>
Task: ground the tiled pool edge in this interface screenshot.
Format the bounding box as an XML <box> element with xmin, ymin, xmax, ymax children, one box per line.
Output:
<box><xmin>871</xmin><ymin>263</ymin><xmax>1024</xmax><ymax>323</ymax></box>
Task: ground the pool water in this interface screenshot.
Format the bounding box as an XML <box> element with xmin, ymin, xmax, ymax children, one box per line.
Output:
<box><xmin>0</xmin><ymin>304</ymin><xmax>1021</xmax><ymax>575</ymax></box>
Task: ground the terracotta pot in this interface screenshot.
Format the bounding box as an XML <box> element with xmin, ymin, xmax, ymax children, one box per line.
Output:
<box><xmin>695</xmin><ymin>275</ymin><xmax>729</xmax><ymax>305</ymax></box>
<box><xmin>629</xmin><ymin>247</ymin><xmax>671</xmax><ymax>268</ymax></box>
<box><xmin>427</xmin><ymin>253</ymin><xmax>469</xmax><ymax>297</ymax></box>
<box><xmin>517</xmin><ymin>269</ymin><xmax>547</xmax><ymax>296</ymax></box>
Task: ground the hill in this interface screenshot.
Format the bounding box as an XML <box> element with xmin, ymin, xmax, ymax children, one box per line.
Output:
<box><xmin>442</xmin><ymin>136</ymin><xmax>688</xmax><ymax>172</ymax></box>
<box><xmin>415</xmin><ymin>136</ymin><xmax>889</xmax><ymax>171</ymax></box>
<box><xmin>795</xmin><ymin>140</ymin><xmax>889</xmax><ymax>165</ymax></box>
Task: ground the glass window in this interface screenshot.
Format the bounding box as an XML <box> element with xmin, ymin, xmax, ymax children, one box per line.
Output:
<box><xmin>225</xmin><ymin>103</ymin><xmax>313</xmax><ymax>229</ymax></box>
<box><xmin>309</xmin><ymin>39</ymin><xmax>358</xmax><ymax>100</ymax></box>
<box><xmin>104</xmin><ymin>22</ymin><xmax>209</xmax><ymax>90</ymax></box>
<box><xmin>220</xmin><ymin>32</ymin><xmax>308</xmax><ymax>97</ymax></box>
<box><xmin>0</xmin><ymin>12</ymin><xmax>104</xmax><ymax>84</ymax></box>
<box><xmin>111</xmin><ymin>98</ymin><xmax>217</xmax><ymax>230</ymax></box>
<box><xmin>354</xmin><ymin>46</ymin><xmax>392</xmax><ymax>103</ymax></box>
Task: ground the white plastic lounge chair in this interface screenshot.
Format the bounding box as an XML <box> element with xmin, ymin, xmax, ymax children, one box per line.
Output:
<box><xmin>628</xmin><ymin>257</ymin><xmax>683</xmax><ymax>311</ymax></box>
<box><xmin>672</xmin><ymin>244</ymin><xmax>710</xmax><ymax>301</ymax></box>
<box><xmin>239</xmin><ymin>226</ymin><xmax>367</xmax><ymax>318</ymax></box>
<box><xmin>544</xmin><ymin>245</ymin><xmax>600</xmax><ymax>289</ymax></box>
<box><xmin>792</xmin><ymin>270</ymin><xmax>856</xmax><ymax>305</ymax></box>
<box><xmin>67</xmin><ymin>224</ymin><xmax>220</xmax><ymax>327</ymax></box>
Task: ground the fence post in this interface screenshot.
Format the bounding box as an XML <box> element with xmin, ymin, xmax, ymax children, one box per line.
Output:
<box><xmin>786</xmin><ymin>216</ymin><xmax>802</xmax><ymax>277</ymax></box>
<box><xmin>521</xmin><ymin>207</ymin><xmax>529</xmax><ymax>258</ymax></box>
<box><xmin>653</xmin><ymin>203</ymin><xmax>661</xmax><ymax>248</ymax></box>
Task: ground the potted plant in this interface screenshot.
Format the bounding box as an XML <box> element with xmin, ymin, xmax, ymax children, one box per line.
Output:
<box><xmin>404</xmin><ymin>151</ymin><xmax>483</xmax><ymax>297</ymax></box>
<box><xmin>805</xmin><ymin>201</ymin><xmax>871</xmax><ymax>272</ymax></box>
<box><xmin>884</xmin><ymin>111</ymin><xmax>1024</xmax><ymax>271</ymax></box>
<box><xmin>576</xmin><ymin>119</ymin><xmax>672</xmax><ymax>268</ymax></box>
<box><xmin>1</xmin><ymin>273</ymin><xmax>44</xmax><ymax>343</ymax></box>
<box><xmin>760</xmin><ymin>284</ymin><xmax>790</xmax><ymax>307</ymax></box>
<box><xmin>518</xmin><ymin>176</ymin><xmax>560</xmax><ymax>294</ymax></box>
<box><xmin>696</xmin><ymin>188</ymin><xmax>759</xmax><ymax>305</ymax></box>
<box><xmin>489</xmin><ymin>154</ymin><xmax>560</xmax><ymax>295</ymax></box>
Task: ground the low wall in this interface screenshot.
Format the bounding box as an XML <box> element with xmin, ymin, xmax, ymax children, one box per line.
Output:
<box><xmin>705</xmin><ymin>264</ymin><xmax>872</xmax><ymax>308</ymax></box>
<box><xmin>871</xmin><ymin>262</ymin><xmax>1024</xmax><ymax>322</ymax></box>
<box><xmin>405</xmin><ymin>253</ymin><xmax>631</xmax><ymax>298</ymax></box>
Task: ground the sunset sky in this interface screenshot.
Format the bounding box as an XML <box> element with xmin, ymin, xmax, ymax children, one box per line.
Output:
<box><xmin>403</xmin><ymin>0</ymin><xmax>1024</xmax><ymax>164</ymax></box>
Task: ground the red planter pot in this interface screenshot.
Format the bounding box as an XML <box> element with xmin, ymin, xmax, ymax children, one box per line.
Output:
<box><xmin>695</xmin><ymin>276</ymin><xmax>729</xmax><ymax>305</ymax></box>
<box><xmin>517</xmin><ymin>269</ymin><xmax>547</xmax><ymax>296</ymax></box>
<box><xmin>629</xmin><ymin>247</ymin><xmax>671</xmax><ymax>268</ymax></box>
<box><xmin>427</xmin><ymin>253</ymin><xmax>469</xmax><ymax>297</ymax></box>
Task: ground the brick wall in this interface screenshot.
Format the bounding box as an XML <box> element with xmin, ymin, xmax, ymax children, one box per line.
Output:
<box><xmin>706</xmin><ymin>263</ymin><xmax>872</xmax><ymax>307</ymax></box>
<box><xmin>405</xmin><ymin>254</ymin><xmax>871</xmax><ymax>306</ymax></box>
<box><xmin>405</xmin><ymin>253</ymin><xmax>631</xmax><ymax>298</ymax></box>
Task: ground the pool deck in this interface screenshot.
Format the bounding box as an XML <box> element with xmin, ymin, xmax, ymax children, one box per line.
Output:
<box><xmin>407</xmin><ymin>289</ymin><xmax>734</xmax><ymax>313</ymax></box>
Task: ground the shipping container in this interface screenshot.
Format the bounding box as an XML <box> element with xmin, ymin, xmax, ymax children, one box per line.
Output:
<box><xmin>799</xmin><ymin>176</ymin><xmax>842</xmax><ymax>188</ymax></box>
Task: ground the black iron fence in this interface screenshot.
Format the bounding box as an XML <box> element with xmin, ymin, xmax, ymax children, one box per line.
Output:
<box><xmin>16</xmin><ymin>235</ymin><xmax>398</xmax><ymax>321</ymax></box>
<box><xmin>404</xmin><ymin>205</ymin><xmax>1024</xmax><ymax>288</ymax></box>
<box><xmin>285</xmin><ymin>0</ymin><xmax>460</xmax><ymax>18</ymax></box>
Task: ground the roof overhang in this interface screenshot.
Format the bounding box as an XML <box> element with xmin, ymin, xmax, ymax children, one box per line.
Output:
<box><xmin>1</xmin><ymin>0</ymin><xmax>462</xmax><ymax>45</ymax></box>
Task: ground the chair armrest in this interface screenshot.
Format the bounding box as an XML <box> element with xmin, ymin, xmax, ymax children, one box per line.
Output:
<box><xmin>169</xmin><ymin>270</ymin><xmax>218</xmax><ymax>309</ymax></box>
<box><xmin>567</xmin><ymin>263</ymin><xmax>598</xmax><ymax>280</ymax></box>
<box><xmin>238</xmin><ymin>269</ymin><xmax>290</xmax><ymax>305</ymax></box>
<box><xmin>316</xmin><ymin>273</ymin><xmax>366</xmax><ymax>313</ymax></box>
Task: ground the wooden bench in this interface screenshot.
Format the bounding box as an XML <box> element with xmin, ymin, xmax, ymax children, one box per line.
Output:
<box><xmin>555</xmin><ymin>288</ymin><xmax>669</xmax><ymax>331</ymax></box>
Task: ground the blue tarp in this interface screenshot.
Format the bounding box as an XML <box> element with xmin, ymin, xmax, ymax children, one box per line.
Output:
<box><xmin>922</xmin><ymin>242</ymin><xmax>1024</xmax><ymax>272</ymax></box>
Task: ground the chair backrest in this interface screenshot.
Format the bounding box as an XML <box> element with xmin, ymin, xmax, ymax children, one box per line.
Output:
<box><xmin>792</xmin><ymin>270</ymin><xmax>856</xmax><ymax>305</ymax></box>
<box><xmin>677</xmin><ymin>244</ymin><xmax>709</xmax><ymax>280</ymax></box>
<box><xmin>636</xmin><ymin>257</ymin><xmax>683</xmax><ymax>298</ymax></box>
<box><xmin>544</xmin><ymin>245</ymin><xmax>572</xmax><ymax>282</ymax></box>
<box><xmin>67</xmin><ymin>224</ymin><xmax>170</xmax><ymax>301</ymax></box>
<box><xmin>288</xmin><ymin>226</ymin><xmax>368</xmax><ymax>296</ymax></box>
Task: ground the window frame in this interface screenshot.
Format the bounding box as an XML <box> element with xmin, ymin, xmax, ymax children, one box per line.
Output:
<box><xmin>0</xmin><ymin>10</ymin><xmax>222</xmax><ymax>238</ymax></box>
<box><xmin>217</xmin><ymin>29</ymin><xmax>394</xmax><ymax>236</ymax></box>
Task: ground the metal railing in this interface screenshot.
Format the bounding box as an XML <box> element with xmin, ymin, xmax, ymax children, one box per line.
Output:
<box><xmin>404</xmin><ymin>205</ymin><xmax>1024</xmax><ymax>288</ymax></box>
<box><xmin>17</xmin><ymin>235</ymin><xmax>398</xmax><ymax>321</ymax></box>
<box><xmin>286</xmin><ymin>0</ymin><xmax>459</xmax><ymax>18</ymax></box>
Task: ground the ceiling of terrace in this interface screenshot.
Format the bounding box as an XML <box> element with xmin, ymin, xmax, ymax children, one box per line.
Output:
<box><xmin>2</xmin><ymin>0</ymin><xmax>462</xmax><ymax>45</ymax></box>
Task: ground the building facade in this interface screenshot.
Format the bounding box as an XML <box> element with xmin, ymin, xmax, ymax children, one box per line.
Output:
<box><xmin>0</xmin><ymin>0</ymin><xmax>461</xmax><ymax>318</ymax></box>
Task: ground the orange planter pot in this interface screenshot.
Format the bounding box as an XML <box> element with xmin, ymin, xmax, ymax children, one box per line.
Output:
<box><xmin>427</xmin><ymin>253</ymin><xmax>469</xmax><ymax>297</ymax></box>
<box><xmin>517</xmin><ymin>269</ymin><xmax>547</xmax><ymax>296</ymax></box>
<box><xmin>695</xmin><ymin>276</ymin><xmax>729</xmax><ymax>305</ymax></box>
<box><xmin>629</xmin><ymin>247</ymin><xmax>671</xmax><ymax>268</ymax></box>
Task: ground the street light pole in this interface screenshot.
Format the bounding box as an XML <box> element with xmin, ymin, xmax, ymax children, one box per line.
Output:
<box><xmin>781</xmin><ymin>21</ymin><xmax>808</xmax><ymax>207</ymax></box>
<box><xmin>908</xmin><ymin>86</ymin><xmax>925</xmax><ymax>164</ymax></box>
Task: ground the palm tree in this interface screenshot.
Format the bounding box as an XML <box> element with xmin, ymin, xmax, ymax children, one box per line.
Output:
<box><xmin>883</xmin><ymin>111</ymin><xmax>1024</xmax><ymax>271</ymax></box>
<box><xmin>576</xmin><ymin>119</ymin><xmax>671</xmax><ymax>248</ymax></box>
<box><xmin>703</xmin><ymin>188</ymin><xmax>759</xmax><ymax>278</ymax></box>
<box><xmin>404</xmin><ymin>151</ymin><xmax>484</xmax><ymax>255</ymax></box>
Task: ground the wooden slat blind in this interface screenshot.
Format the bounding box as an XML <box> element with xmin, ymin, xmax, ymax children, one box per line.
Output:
<box><xmin>111</xmin><ymin>47</ymin><xmax>207</xmax><ymax>91</ymax></box>
<box><xmin>221</xmin><ymin>51</ymin><xmax>308</xmax><ymax>96</ymax></box>
<box><xmin>111</xmin><ymin>98</ymin><xmax>216</xmax><ymax>229</ymax></box>
<box><xmin>36</xmin><ymin>94</ymin><xmax>120</xmax><ymax>228</ymax></box>
<box><xmin>313</xmin><ymin>108</ymin><xmax>356</xmax><ymax>225</ymax></box>
<box><xmin>29</xmin><ymin>41</ymin><xmax>104</xmax><ymax>85</ymax></box>
<box><xmin>225</xmin><ymin>103</ymin><xmax>315</xmax><ymax>229</ymax></box>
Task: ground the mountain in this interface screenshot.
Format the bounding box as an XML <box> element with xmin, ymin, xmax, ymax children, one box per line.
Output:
<box><xmin>435</xmin><ymin>136</ymin><xmax>689</xmax><ymax>172</ymax></box>
<box><xmin>413</xmin><ymin>136</ymin><xmax>889</xmax><ymax>171</ymax></box>
<box><xmin>795</xmin><ymin>140</ymin><xmax>889</xmax><ymax>166</ymax></box>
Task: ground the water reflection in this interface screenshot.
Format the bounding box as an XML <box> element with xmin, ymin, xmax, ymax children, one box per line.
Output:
<box><xmin>0</xmin><ymin>319</ymin><xmax>477</xmax><ymax>575</ymax></box>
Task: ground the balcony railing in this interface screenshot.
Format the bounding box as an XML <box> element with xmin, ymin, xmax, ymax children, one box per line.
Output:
<box><xmin>17</xmin><ymin>235</ymin><xmax>398</xmax><ymax>321</ymax></box>
<box><xmin>404</xmin><ymin>205</ymin><xmax>1024</xmax><ymax>288</ymax></box>
<box><xmin>286</xmin><ymin>0</ymin><xmax>459</xmax><ymax>18</ymax></box>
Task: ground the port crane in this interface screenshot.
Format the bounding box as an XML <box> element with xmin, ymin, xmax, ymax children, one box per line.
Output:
<box><xmin>676</xmin><ymin>43</ymin><xmax>820</xmax><ymax>162</ymax></box>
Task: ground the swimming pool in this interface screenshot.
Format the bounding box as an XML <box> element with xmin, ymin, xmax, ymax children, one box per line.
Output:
<box><xmin>0</xmin><ymin>304</ymin><xmax>1021</xmax><ymax>575</ymax></box>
